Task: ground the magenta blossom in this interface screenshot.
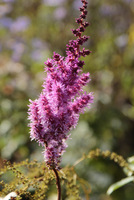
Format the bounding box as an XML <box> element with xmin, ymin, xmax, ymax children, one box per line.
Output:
<box><xmin>28</xmin><ymin>0</ymin><xmax>93</xmax><ymax>170</ymax></box>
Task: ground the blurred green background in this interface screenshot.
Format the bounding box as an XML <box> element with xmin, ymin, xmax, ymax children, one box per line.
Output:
<box><xmin>0</xmin><ymin>0</ymin><xmax>134</xmax><ymax>199</ymax></box>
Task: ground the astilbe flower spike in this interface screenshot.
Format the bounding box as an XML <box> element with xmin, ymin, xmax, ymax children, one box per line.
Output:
<box><xmin>28</xmin><ymin>0</ymin><xmax>93</xmax><ymax>170</ymax></box>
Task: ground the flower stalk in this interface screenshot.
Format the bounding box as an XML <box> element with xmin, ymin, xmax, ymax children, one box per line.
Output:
<box><xmin>52</xmin><ymin>168</ymin><xmax>61</xmax><ymax>200</ymax></box>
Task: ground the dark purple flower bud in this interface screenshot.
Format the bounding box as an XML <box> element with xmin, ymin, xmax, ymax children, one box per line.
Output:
<box><xmin>72</xmin><ymin>29</ymin><xmax>77</xmax><ymax>35</ymax></box>
<box><xmin>79</xmin><ymin>7</ymin><xmax>85</xmax><ymax>12</ymax></box>
<box><xmin>82</xmin><ymin>0</ymin><xmax>88</xmax><ymax>4</ymax></box>
<box><xmin>82</xmin><ymin>35</ymin><xmax>89</xmax><ymax>42</ymax></box>
<box><xmin>76</xmin><ymin>18</ymin><xmax>82</xmax><ymax>24</ymax></box>
<box><xmin>84</xmin><ymin>49</ymin><xmax>91</xmax><ymax>55</ymax></box>
<box><xmin>77</xmin><ymin>60</ymin><xmax>85</xmax><ymax>68</ymax></box>
<box><xmin>76</xmin><ymin>32</ymin><xmax>81</xmax><ymax>37</ymax></box>
<box><xmin>80</xmin><ymin>73</ymin><xmax>90</xmax><ymax>84</ymax></box>
<box><xmin>68</xmin><ymin>46</ymin><xmax>75</xmax><ymax>52</ymax></box>
<box><xmin>83</xmin><ymin>10</ymin><xmax>88</xmax><ymax>15</ymax></box>
<box><xmin>45</xmin><ymin>61</ymin><xmax>53</xmax><ymax>68</ymax></box>
<box><xmin>72</xmin><ymin>29</ymin><xmax>81</xmax><ymax>37</ymax></box>
<box><xmin>72</xmin><ymin>66</ymin><xmax>79</xmax><ymax>73</ymax></box>
<box><xmin>83</xmin><ymin>22</ymin><xmax>89</xmax><ymax>28</ymax></box>
<box><xmin>79</xmin><ymin>26</ymin><xmax>85</xmax><ymax>32</ymax></box>
<box><xmin>83</xmin><ymin>5</ymin><xmax>87</xmax><ymax>8</ymax></box>
<box><xmin>79</xmin><ymin>51</ymin><xmax>84</xmax><ymax>56</ymax></box>
<box><xmin>53</xmin><ymin>53</ymin><xmax>60</xmax><ymax>61</ymax></box>
<box><xmin>80</xmin><ymin>14</ymin><xmax>86</xmax><ymax>19</ymax></box>
<box><xmin>77</xmin><ymin>38</ymin><xmax>84</xmax><ymax>45</ymax></box>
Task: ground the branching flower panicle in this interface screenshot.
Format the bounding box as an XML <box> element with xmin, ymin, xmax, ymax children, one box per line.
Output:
<box><xmin>28</xmin><ymin>0</ymin><xmax>93</xmax><ymax>170</ymax></box>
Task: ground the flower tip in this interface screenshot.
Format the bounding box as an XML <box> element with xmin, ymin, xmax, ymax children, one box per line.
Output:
<box><xmin>53</xmin><ymin>52</ymin><xmax>61</xmax><ymax>61</ymax></box>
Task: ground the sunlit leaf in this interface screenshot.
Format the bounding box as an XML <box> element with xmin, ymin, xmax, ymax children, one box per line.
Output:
<box><xmin>107</xmin><ymin>176</ymin><xmax>134</xmax><ymax>195</ymax></box>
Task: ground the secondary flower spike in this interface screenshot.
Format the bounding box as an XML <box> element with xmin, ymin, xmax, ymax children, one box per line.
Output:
<box><xmin>28</xmin><ymin>0</ymin><xmax>93</xmax><ymax>170</ymax></box>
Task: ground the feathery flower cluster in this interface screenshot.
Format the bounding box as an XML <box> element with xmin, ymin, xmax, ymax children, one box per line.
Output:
<box><xmin>28</xmin><ymin>0</ymin><xmax>93</xmax><ymax>170</ymax></box>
